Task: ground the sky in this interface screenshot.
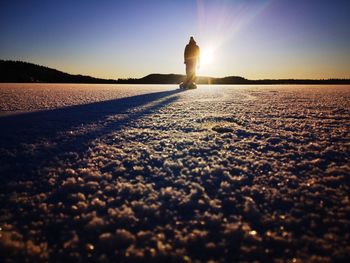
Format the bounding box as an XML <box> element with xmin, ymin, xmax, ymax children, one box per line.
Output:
<box><xmin>1</xmin><ymin>0</ymin><xmax>350</xmax><ymax>79</ymax></box>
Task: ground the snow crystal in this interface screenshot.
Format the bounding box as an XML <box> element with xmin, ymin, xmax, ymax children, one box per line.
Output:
<box><xmin>1</xmin><ymin>84</ymin><xmax>349</xmax><ymax>261</ymax></box>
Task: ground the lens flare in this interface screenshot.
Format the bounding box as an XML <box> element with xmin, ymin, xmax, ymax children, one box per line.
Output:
<box><xmin>195</xmin><ymin>0</ymin><xmax>273</xmax><ymax>74</ymax></box>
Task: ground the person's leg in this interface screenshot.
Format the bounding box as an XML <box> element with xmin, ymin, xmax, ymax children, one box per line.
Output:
<box><xmin>186</xmin><ymin>62</ymin><xmax>196</xmax><ymax>83</ymax></box>
<box><xmin>191</xmin><ymin>63</ymin><xmax>196</xmax><ymax>82</ymax></box>
<box><xmin>186</xmin><ymin>63</ymin><xmax>191</xmax><ymax>83</ymax></box>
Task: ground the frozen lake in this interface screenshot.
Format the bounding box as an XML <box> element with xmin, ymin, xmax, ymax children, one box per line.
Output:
<box><xmin>0</xmin><ymin>83</ymin><xmax>349</xmax><ymax>261</ymax></box>
<box><xmin>1</xmin><ymin>83</ymin><xmax>349</xmax><ymax>114</ymax></box>
<box><xmin>0</xmin><ymin>83</ymin><xmax>175</xmax><ymax>115</ymax></box>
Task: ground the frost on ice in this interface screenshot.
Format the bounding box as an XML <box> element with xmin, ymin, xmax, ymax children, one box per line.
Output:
<box><xmin>0</xmin><ymin>84</ymin><xmax>349</xmax><ymax>262</ymax></box>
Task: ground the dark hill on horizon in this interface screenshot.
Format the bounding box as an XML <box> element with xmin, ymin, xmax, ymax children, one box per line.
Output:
<box><xmin>117</xmin><ymin>74</ymin><xmax>248</xmax><ymax>84</ymax></box>
<box><xmin>1</xmin><ymin>60</ymin><xmax>349</xmax><ymax>85</ymax></box>
<box><xmin>0</xmin><ymin>60</ymin><xmax>117</xmax><ymax>83</ymax></box>
<box><xmin>119</xmin><ymin>74</ymin><xmax>350</xmax><ymax>85</ymax></box>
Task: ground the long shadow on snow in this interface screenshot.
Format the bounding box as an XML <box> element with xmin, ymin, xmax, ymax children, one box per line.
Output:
<box><xmin>0</xmin><ymin>89</ymin><xmax>182</xmax><ymax>183</ymax></box>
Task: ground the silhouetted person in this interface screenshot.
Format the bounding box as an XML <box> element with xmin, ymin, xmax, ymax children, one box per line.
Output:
<box><xmin>184</xmin><ymin>37</ymin><xmax>200</xmax><ymax>83</ymax></box>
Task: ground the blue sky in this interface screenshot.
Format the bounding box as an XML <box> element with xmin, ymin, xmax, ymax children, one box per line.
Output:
<box><xmin>1</xmin><ymin>0</ymin><xmax>349</xmax><ymax>79</ymax></box>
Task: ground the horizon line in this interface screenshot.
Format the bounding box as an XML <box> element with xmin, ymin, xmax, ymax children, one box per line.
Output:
<box><xmin>1</xmin><ymin>59</ymin><xmax>350</xmax><ymax>82</ymax></box>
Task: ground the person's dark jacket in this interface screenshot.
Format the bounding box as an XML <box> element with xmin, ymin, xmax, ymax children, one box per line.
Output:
<box><xmin>184</xmin><ymin>40</ymin><xmax>200</xmax><ymax>65</ymax></box>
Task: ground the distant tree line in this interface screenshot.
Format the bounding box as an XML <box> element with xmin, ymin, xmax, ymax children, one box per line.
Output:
<box><xmin>0</xmin><ymin>60</ymin><xmax>117</xmax><ymax>83</ymax></box>
<box><xmin>118</xmin><ymin>74</ymin><xmax>350</xmax><ymax>85</ymax></box>
<box><xmin>1</xmin><ymin>60</ymin><xmax>349</xmax><ymax>84</ymax></box>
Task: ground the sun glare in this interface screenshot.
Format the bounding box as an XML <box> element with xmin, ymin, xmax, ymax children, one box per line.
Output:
<box><xmin>200</xmin><ymin>47</ymin><xmax>214</xmax><ymax>67</ymax></box>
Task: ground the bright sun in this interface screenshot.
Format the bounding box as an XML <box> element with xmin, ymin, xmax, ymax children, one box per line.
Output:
<box><xmin>200</xmin><ymin>47</ymin><xmax>214</xmax><ymax>67</ymax></box>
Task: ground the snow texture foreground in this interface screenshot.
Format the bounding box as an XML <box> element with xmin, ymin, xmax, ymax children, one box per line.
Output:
<box><xmin>0</xmin><ymin>84</ymin><xmax>350</xmax><ymax>262</ymax></box>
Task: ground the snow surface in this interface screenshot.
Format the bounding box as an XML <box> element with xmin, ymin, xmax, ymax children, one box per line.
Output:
<box><xmin>0</xmin><ymin>84</ymin><xmax>349</xmax><ymax>262</ymax></box>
